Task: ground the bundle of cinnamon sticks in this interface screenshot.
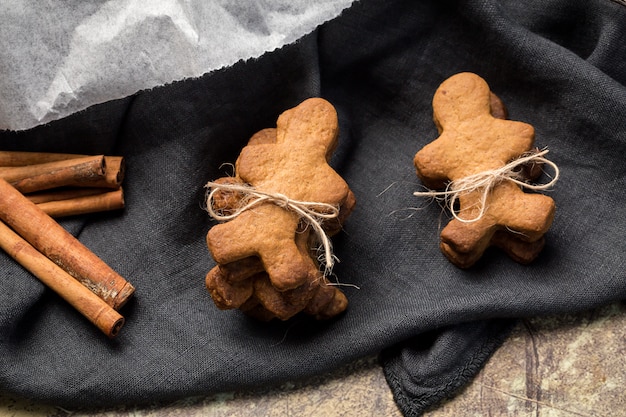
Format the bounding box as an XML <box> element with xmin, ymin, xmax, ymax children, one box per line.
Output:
<box><xmin>0</xmin><ymin>150</ymin><xmax>126</xmax><ymax>217</ymax></box>
<box><xmin>0</xmin><ymin>151</ymin><xmax>134</xmax><ymax>338</ymax></box>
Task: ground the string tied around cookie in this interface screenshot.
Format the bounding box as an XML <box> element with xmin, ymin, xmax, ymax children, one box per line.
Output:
<box><xmin>205</xmin><ymin>181</ymin><xmax>340</xmax><ymax>276</ymax></box>
<box><xmin>413</xmin><ymin>148</ymin><xmax>560</xmax><ymax>223</ymax></box>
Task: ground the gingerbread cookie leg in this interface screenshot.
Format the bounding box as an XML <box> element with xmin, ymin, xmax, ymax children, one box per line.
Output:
<box><xmin>304</xmin><ymin>280</ymin><xmax>349</xmax><ymax>320</ymax></box>
<box><xmin>205</xmin><ymin>267</ymin><xmax>254</xmax><ymax>309</ymax></box>
<box><xmin>491</xmin><ymin>232</ymin><xmax>546</xmax><ymax>265</ymax></box>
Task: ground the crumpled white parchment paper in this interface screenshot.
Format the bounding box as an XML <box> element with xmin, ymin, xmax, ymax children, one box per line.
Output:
<box><xmin>0</xmin><ymin>0</ymin><xmax>355</xmax><ymax>131</ymax></box>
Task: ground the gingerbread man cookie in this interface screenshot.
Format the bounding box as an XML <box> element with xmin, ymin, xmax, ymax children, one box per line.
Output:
<box><xmin>414</xmin><ymin>72</ymin><xmax>557</xmax><ymax>268</ymax></box>
<box><xmin>205</xmin><ymin>98</ymin><xmax>355</xmax><ymax>320</ymax></box>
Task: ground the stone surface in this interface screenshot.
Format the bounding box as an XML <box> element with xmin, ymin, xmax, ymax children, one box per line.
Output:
<box><xmin>1</xmin><ymin>302</ymin><xmax>624</xmax><ymax>417</ymax></box>
<box><xmin>427</xmin><ymin>302</ymin><xmax>626</xmax><ymax>417</ymax></box>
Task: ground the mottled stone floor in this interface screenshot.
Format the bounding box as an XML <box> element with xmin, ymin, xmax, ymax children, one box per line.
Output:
<box><xmin>427</xmin><ymin>302</ymin><xmax>626</xmax><ymax>417</ymax></box>
<box><xmin>2</xmin><ymin>302</ymin><xmax>624</xmax><ymax>417</ymax></box>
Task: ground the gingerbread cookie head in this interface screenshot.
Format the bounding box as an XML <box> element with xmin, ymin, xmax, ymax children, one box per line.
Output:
<box><xmin>235</xmin><ymin>97</ymin><xmax>347</xmax><ymax>204</ymax></box>
<box><xmin>414</xmin><ymin>73</ymin><xmax>557</xmax><ymax>268</ymax></box>
<box><xmin>416</xmin><ymin>72</ymin><xmax>535</xmax><ymax>189</ymax></box>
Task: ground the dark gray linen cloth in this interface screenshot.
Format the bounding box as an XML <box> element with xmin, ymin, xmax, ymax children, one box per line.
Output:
<box><xmin>1</xmin><ymin>0</ymin><xmax>625</xmax><ymax>415</ymax></box>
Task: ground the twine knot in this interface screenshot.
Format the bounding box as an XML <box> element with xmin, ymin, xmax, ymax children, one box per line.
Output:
<box><xmin>414</xmin><ymin>148</ymin><xmax>560</xmax><ymax>223</ymax></box>
<box><xmin>205</xmin><ymin>181</ymin><xmax>340</xmax><ymax>276</ymax></box>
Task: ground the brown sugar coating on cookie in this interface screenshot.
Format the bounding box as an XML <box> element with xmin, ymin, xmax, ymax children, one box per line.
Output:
<box><xmin>205</xmin><ymin>98</ymin><xmax>355</xmax><ymax>320</ymax></box>
<box><xmin>414</xmin><ymin>72</ymin><xmax>556</xmax><ymax>268</ymax></box>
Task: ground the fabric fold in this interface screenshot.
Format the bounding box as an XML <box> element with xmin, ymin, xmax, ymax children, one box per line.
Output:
<box><xmin>380</xmin><ymin>320</ymin><xmax>515</xmax><ymax>416</ymax></box>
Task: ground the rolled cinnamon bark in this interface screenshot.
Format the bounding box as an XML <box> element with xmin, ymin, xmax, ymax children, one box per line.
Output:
<box><xmin>36</xmin><ymin>189</ymin><xmax>125</xmax><ymax>218</ymax></box>
<box><xmin>0</xmin><ymin>152</ymin><xmax>125</xmax><ymax>190</ymax></box>
<box><xmin>0</xmin><ymin>178</ymin><xmax>134</xmax><ymax>310</ymax></box>
<box><xmin>0</xmin><ymin>150</ymin><xmax>80</xmax><ymax>166</ymax></box>
<box><xmin>0</xmin><ymin>220</ymin><xmax>125</xmax><ymax>337</ymax></box>
<box><xmin>0</xmin><ymin>155</ymin><xmax>107</xmax><ymax>193</ymax></box>
<box><xmin>26</xmin><ymin>187</ymin><xmax>107</xmax><ymax>204</ymax></box>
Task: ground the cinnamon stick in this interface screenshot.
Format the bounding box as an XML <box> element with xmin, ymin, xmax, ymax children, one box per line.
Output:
<box><xmin>0</xmin><ymin>220</ymin><xmax>125</xmax><ymax>338</ymax></box>
<box><xmin>0</xmin><ymin>152</ymin><xmax>125</xmax><ymax>190</ymax></box>
<box><xmin>0</xmin><ymin>155</ymin><xmax>107</xmax><ymax>193</ymax></box>
<box><xmin>0</xmin><ymin>178</ymin><xmax>135</xmax><ymax>310</ymax></box>
<box><xmin>0</xmin><ymin>150</ymin><xmax>80</xmax><ymax>166</ymax></box>
<box><xmin>98</xmin><ymin>156</ymin><xmax>125</xmax><ymax>189</ymax></box>
<box><xmin>26</xmin><ymin>187</ymin><xmax>107</xmax><ymax>204</ymax></box>
<box><xmin>37</xmin><ymin>189</ymin><xmax>125</xmax><ymax>218</ymax></box>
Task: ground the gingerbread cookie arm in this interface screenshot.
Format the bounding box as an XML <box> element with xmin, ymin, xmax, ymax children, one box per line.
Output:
<box><xmin>247</xmin><ymin>128</ymin><xmax>277</xmax><ymax>146</ymax></box>
<box><xmin>217</xmin><ymin>256</ymin><xmax>265</xmax><ymax>282</ymax></box>
<box><xmin>323</xmin><ymin>188</ymin><xmax>356</xmax><ymax>237</ymax></box>
<box><xmin>489</xmin><ymin>92</ymin><xmax>508</xmax><ymax>120</ymax></box>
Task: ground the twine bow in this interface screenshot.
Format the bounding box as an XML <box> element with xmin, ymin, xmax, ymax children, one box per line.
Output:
<box><xmin>414</xmin><ymin>149</ymin><xmax>560</xmax><ymax>223</ymax></box>
<box><xmin>205</xmin><ymin>181</ymin><xmax>339</xmax><ymax>276</ymax></box>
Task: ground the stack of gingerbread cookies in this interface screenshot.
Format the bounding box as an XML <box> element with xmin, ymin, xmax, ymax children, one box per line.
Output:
<box><xmin>204</xmin><ymin>98</ymin><xmax>356</xmax><ymax>321</ymax></box>
<box><xmin>413</xmin><ymin>72</ymin><xmax>557</xmax><ymax>268</ymax></box>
